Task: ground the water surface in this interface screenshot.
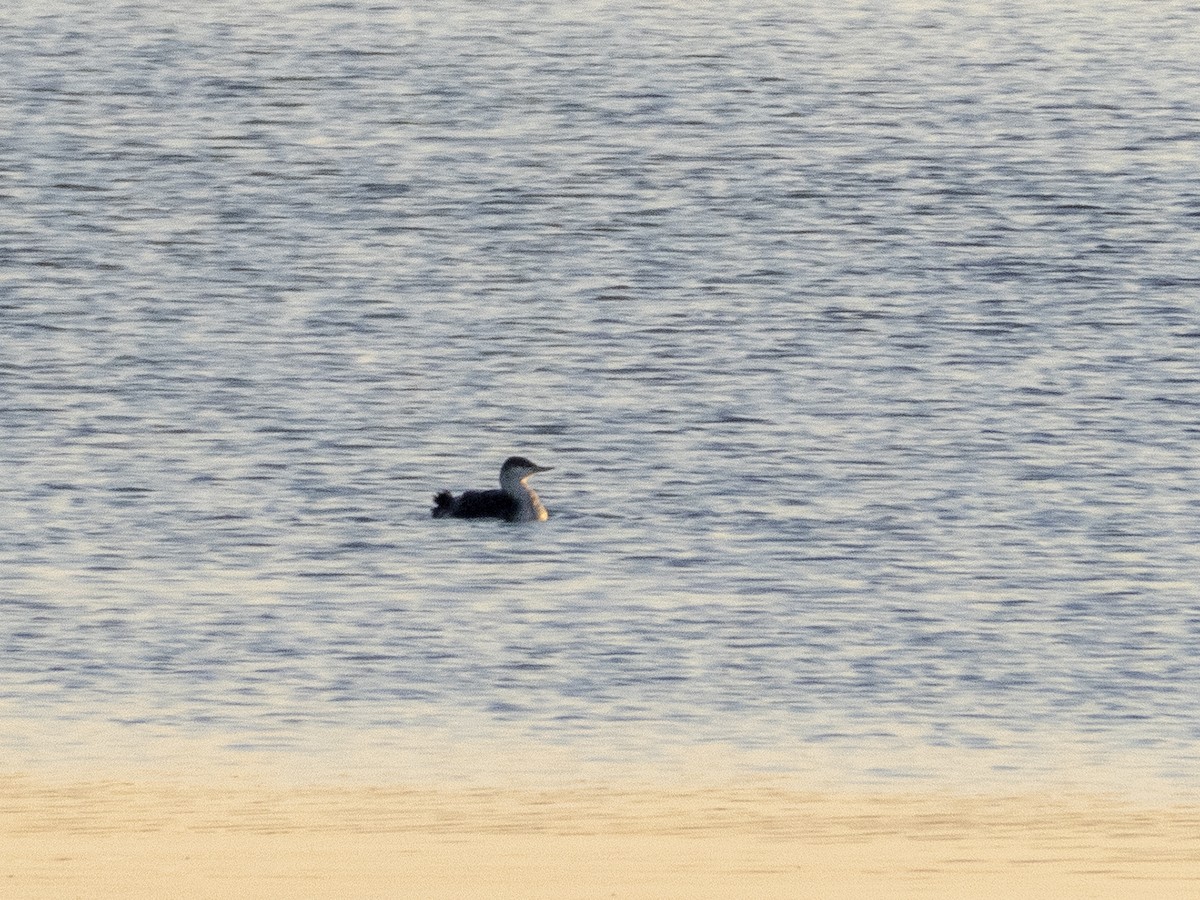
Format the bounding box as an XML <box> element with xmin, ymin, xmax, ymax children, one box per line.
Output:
<box><xmin>3</xmin><ymin>0</ymin><xmax>1199</xmax><ymax>793</ymax></box>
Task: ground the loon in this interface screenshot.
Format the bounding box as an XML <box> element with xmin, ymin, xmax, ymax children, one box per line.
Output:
<box><xmin>431</xmin><ymin>456</ymin><xmax>553</xmax><ymax>522</ymax></box>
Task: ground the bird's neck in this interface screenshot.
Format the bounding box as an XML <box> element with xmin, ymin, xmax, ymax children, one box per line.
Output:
<box><xmin>501</xmin><ymin>474</ymin><xmax>547</xmax><ymax>521</ymax></box>
<box><xmin>520</xmin><ymin>486</ymin><xmax>549</xmax><ymax>521</ymax></box>
<box><xmin>500</xmin><ymin>470</ymin><xmax>526</xmax><ymax>494</ymax></box>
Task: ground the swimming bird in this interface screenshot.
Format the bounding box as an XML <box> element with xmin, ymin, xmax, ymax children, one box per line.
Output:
<box><xmin>431</xmin><ymin>456</ymin><xmax>553</xmax><ymax>522</ymax></box>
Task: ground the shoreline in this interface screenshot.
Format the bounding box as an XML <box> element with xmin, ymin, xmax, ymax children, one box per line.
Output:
<box><xmin>4</xmin><ymin>772</ymin><xmax>1199</xmax><ymax>898</ymax></box>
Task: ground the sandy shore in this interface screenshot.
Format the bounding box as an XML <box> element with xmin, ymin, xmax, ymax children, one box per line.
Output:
<box><xmin>3</xmin><ymin>773</ymin><xmax>1199</xmax><ymax>899</ymax></box>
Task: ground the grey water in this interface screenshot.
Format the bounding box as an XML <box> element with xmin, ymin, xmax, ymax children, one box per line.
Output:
<box><xmin>3</xmin><ymin>0</ymin><xmax>1200</xmax><ymax>791</ymax></box>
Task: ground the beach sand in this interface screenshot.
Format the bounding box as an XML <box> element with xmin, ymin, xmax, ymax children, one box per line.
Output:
<box><xmin>3</xmin><ymin>773</ymin><xmax>1199</xmax><ymax>899</ymax></box>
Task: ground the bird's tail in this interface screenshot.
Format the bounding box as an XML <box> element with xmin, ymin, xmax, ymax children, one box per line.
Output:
<box><xmin>431</xmin><ymin>490</ymin><xmax>455</xmax><ymax>518</ymax></box>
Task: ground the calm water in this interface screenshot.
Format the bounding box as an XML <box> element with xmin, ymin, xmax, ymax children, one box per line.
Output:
<box><xmin>3</xmin><ymin>0</ymin><xmax>1199</xmax><ymax>792</ymax></box>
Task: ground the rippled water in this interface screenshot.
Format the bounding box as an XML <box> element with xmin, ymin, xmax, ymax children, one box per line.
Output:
<box><xmin>3</xmin><ymin>0</ymin><xmax>1199</xmax><ymax>791</ymax></box>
